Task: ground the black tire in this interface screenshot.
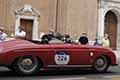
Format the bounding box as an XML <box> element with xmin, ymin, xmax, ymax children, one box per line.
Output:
<box><xmin>13</xmin><ymin>56</ymin><xmax>40</xmax><ymax>75</ymax></box>
<box><xmin>93</xmin><ymin>55</ymin><xmax>110</xmax><ymax>72</ymax></box>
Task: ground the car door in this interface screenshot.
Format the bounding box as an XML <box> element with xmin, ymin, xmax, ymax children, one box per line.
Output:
<box><xmin>48</xmin><ymin>44</ymin><xmax>91</xmax><ymax>67</ymax></box>
<box><xmin>68</xmin><ymin>45</ymin><xmax>91</xmax><ymax>66</ymax></box>
<box><xmin>48</xmin><ymin>44</ymin><xmax>70</xmax><ymax>67</ymax></box>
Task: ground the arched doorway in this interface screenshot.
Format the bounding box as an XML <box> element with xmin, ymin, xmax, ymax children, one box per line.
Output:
<box><xmin>104</xmin><ymin>11</ymin><xmax>117</xmax><ymax>49</ymax></box>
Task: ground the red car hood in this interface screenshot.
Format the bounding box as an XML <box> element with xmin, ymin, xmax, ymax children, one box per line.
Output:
<box><xmin>87</xmin><ymin>45</ymin><xmax>113</xmax><ymax>52</ymax></box>
<box><xmin>0</xmin><ymin>39</ymin><xmax>38</xmax><ymax>53</ymax></box>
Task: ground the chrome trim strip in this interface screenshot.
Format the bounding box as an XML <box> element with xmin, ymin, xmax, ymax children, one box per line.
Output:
<box><xmin>48</xmin><ymin>65</ymin><xmax>92</xmax><ymax>67</ymax></box>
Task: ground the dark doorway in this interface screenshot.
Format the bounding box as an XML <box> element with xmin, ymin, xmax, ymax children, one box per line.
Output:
<box><xmin>104</xmin><ymin>11</ymin><xmax>117</xmax><ymax>49</ymax></box>
<box><xmin>20</xmin><ymin>19</ymin><xmax>33</xmax><ymax>40</ymax></box>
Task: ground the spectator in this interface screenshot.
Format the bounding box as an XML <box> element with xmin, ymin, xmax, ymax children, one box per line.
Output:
<box><xmin>78</xmin><ymin>32</ymin><xmax>89</xmax><ymax>45</ymax></box>
<box><xmin>0</xmin><ymin>27</ymin><xmax>7</xmax><ymax>42</ymax></box>
<box><xmin>94</xmin><ymin>38</ymin><xmax>100</xmax><ymax>46</ymax></box>
<box><xmin>15</xmin><ymin>26</ymin><xmax>26</xmax><ymax>39</ymax></box>
<box><xmin>102</xmin><ymin>34</ymin><xmax>110</xmax><ymax>48</ymax></box>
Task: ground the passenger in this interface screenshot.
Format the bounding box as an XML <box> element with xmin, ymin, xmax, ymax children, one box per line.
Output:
<box><xmin>39</xmin><ymin>32</ymin><xmax>45</xmax><ymax>42</ymax></box>
<box><xmin>78</xmin><ymin>32</ymin><xmax>89</xmax><ymax>45</ymax></box>
<box><xmin>55</xmin><ymin>32</ymin><xmax>63</xmax><ymax>40</ymax></box>
<box><xmin>47</xmin><ymin>29</ymin><xmax>55</xmax><ymax>40</ymax></box>
<box><xmin>62</xmin><ymin>34</ymin><xmax>73</xmax><ymax>43</ymax></box>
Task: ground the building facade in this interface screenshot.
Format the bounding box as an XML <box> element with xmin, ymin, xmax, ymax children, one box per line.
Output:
<box><xmin>0</xmin><ymin>0</ymin><xmax>98</xmax><ymax>39</ymax></box>
<box><xmin>0</xmin><ymin>0</ymin><xmax>58</xmax><ymax>40</ymax></box>
<box><xmin>0</xmin><ymin>0</ymin><xmax>119</xmax><ymax>49</ymax></box>
<box><xmin>98</xmin><ymin>0</ymin><xmax>120</xmax><ymax>50</ymax></box>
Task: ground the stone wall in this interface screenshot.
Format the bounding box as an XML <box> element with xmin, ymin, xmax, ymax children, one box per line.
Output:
<box><xmin>0</xmin><ymin>0</ymin><xmax>98</xmax><ymax>40</ymax></box>
<box><xmin>0</xmin><ymin>0</ymin><xmax>57</xmax><ymax>36</ymax></box>
<box><xmin>57</xmin><ymin>0</ymin><xmax>98</xmax><ymax>40</ymax></box>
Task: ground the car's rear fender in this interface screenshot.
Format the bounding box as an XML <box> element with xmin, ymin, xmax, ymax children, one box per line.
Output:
<box><xmin>1</xmin><ymin>50</ymin><xmax>48</xmax><ymax>67</ymax></box>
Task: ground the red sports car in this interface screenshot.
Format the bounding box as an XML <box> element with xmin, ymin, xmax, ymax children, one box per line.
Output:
<box><xmin>0</xmin><ymin>39</ymin><xmax>117</xmax><ymax>75</ymax></box>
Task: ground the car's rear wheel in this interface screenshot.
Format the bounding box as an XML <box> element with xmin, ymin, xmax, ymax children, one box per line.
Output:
<box><xmin>13</xmin><ymin>56</ymin><xmax>40</xmax><ymax>75</ymax></box>
<box><xmin>93</xmin><ymin>55</ymin><xmax>110</xmax><ymax>72</ymax></box>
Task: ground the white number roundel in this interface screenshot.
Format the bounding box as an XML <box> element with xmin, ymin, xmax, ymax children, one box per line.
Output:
<box><xmin>55</xmin><ymin>52</ymin><xmax>70</xmax><ymax>65</ymax></box>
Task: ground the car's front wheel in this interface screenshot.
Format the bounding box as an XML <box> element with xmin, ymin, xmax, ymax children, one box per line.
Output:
<box><xmin>13</xmin><ymin>56</ymin><xmax>40</xmax><ymax>75</ymax></box>
<box><xmin>93</xmin><ymin>55</ymin><xmax>110</xmax><ymax>72</ymax></box>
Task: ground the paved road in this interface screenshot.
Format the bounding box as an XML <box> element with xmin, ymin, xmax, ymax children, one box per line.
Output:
<box><xmin>0</xmin><ymin>60</ymin><xmax>120</xmax><ymax>80</ymax></box>
<box><xmin>0</xmin><ymin>67</ymin><xmax>120</xmax><ymax>80</ymax></box>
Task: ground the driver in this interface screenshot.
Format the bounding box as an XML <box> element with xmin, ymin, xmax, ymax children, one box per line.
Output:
<box><xmin>41</xmin><ymin>29</ymin><xmax>55</xmax><ymax>43</ymax></box>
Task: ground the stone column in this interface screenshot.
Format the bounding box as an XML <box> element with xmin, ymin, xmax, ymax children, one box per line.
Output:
<box><xmin>117</xmin><ymin>15</ymin><xmax>120</xmax><ymax>50</ymax></box>
<box><xmin>15</xmin><ymin>15</ymin><xmax>20</xmax><ymax>34</ymax></box>
<box><xmin>98</xmin><ymin>7</ymin><xmax>105</xmax><ymax>38</ymax></box>
<box><xmin>32</xmin><ymin>16</ymin><xmax>39</xmax><ymax>40</ymax></box>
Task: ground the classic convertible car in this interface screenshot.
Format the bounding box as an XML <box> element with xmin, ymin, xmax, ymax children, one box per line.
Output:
<box><xmin>0</xmin><ymin>39</ymin><xmax>117</xmax><ymax>75</ymax></box>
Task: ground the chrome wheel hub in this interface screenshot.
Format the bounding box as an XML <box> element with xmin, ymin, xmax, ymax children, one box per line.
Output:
<box><xmin>21</xmin><ymin>58</ymin><xmax>33</xmax><ymax>66</ymax></box>
<box><xmin>18</xmin><ymin>57</ymin><xmax>37</xmax><ymax>72</ymax></box>
<box><xmin>95</xmin><ymin>57</ymin><xmax>107</xmax><ymax>71</ymax></box>
<box><xmin>96</xmin><ymin>59</ymin><xmax>104</xmax><ymax>67</ymax></box>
